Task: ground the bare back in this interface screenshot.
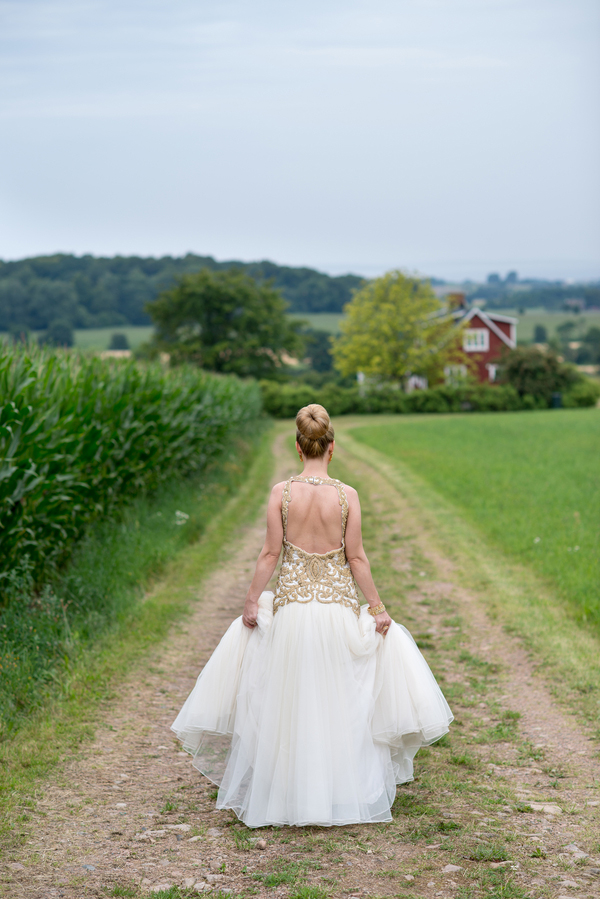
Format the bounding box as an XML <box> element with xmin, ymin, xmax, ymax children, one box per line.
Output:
<box><xmin>284</xmin><ymin>479</ymin><xmax>345</xmax><ymax>554</ymax></box>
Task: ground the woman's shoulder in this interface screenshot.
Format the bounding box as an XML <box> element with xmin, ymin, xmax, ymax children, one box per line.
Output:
<box><xmin>339</xmin><ymin>481</ymin><xmax>359</xmax><ymax>501</ymax></box>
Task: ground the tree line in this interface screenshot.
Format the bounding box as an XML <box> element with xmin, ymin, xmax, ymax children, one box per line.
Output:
<box><xmin>0</xmin><ymin>253</ymin><xmax>364</xmax><ymax>334</ymax></box>
<box><xmin>3</xmin><ymin>253</ymin><xmax>598</xmax><ymax>338</ymax></box>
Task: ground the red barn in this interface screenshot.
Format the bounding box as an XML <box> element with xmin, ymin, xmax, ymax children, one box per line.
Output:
<box><xmin>452</xmin><ymin>306</ymin><xmax>518</xmax><ymax>383</ymax></box>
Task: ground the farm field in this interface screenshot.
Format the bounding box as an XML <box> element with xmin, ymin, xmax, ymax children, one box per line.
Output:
<box><xmin>288</xmin><ymin>308</ymin><xmax>600</xmax><ymax>343</ymax></box>
<box><xmin>350</xmin><ymin>409</ymin><xmax>600</xmax><ymax>628</ymax></box>
<box><xmin>11</xmin><ymin>308</ymin><xmax>599</xmax><ymax>352</ymax></box>
<box><xmin>286</xmin><ymin>312</ymin><xmax>345</xmax><ymax>333</ymax></box>
<box><xmin>0</xmin><ymin>344</ymin><xmax>261</xmax><ymax>737</ymax></box>
<box><xmin>494</xmin><ymin>307</ymin><xmax>600</xmax><ymax>342</ymax></box>
<box><xmin>73</xmin><ymin>325</ymin><xmax>154</xmax><ymax>350</ymax></box>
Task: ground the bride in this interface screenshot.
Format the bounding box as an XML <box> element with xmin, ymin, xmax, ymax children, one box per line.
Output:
<box><xmin>171</xmin><ymin>404</ymin><xmax>452</xmax><ymax>827</ymax></box>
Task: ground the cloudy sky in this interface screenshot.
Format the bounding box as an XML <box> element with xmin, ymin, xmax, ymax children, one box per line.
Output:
<box><xmin>1</xmin><ymin>0</ymin><xmax>599</xmax><ymax>280</ymax></box>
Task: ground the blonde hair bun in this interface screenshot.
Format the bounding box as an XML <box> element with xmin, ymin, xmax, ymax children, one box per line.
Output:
<box><xmin>296</xmin><ymin>404</ymin><xmax>335</xmax><ymax>459</ymax></box>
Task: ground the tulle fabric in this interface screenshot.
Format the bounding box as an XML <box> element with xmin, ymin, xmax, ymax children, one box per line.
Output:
<box><xmin>171</xmin><ymin>591</ymin><xmax>452</xmax><ymax>828</ymax></box>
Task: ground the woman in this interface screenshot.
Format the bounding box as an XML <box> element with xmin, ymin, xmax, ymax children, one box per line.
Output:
<box><xmin>172</xmin><ymin>404</ymin><xmax>452</xmax><ymax>827</ymax></box>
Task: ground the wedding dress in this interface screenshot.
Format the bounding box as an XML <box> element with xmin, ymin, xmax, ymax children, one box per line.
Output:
<box><xmin>171</xmin><ymin>476</ymin><xmax>453</xmax><ymax>828</ymax></box>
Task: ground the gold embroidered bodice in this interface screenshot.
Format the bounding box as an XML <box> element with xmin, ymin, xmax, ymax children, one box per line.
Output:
<box><xmin>273</xmin><ymin>476</ymin><xmax>360</xmax><ymax>617</ymax></box>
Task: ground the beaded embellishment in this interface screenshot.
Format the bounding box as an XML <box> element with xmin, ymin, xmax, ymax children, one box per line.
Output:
<box><xmin>273</xmin><ymin>477</ymin><xmax>360</xmax><ymax>617</ymax></box>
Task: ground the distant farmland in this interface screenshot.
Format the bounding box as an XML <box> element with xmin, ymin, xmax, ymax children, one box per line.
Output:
<box><xmin>10</xmin><ymin>307</ymin><xmax>598</xmax><ymax>353</ymax></box>
<box><xmin>291</xmin><ymin>309</ymin><xmax>600</xmax><ymax>341</ymax></box>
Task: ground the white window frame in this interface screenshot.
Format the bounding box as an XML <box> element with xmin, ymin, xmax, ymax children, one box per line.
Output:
<box><xmin>463</xmin><ymin>328</ymin><xmax>489</xmax><ymax>352</ymax></box>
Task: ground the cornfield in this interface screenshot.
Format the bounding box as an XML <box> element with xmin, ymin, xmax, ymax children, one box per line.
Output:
<box><xmin>0</xmin><ymin>343</ymin><xmax>261</xmax><ymax>592</ymax></box>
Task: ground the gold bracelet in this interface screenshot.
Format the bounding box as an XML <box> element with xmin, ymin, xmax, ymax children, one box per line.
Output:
<box><xmin>368</xmin><ymin>602</ymin><xmax>386</xmax><ymax>617</ymax></box>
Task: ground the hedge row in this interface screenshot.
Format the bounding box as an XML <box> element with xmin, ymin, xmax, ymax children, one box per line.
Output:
<box><xmin>260</xmin><ymin>378</ymin><xmax>600</xmax><ymax>419</ymax></box>
<box><xmin>0</xmin><ymin>345</ymin><xmax>261</xmax><ymax>589</ymax></box>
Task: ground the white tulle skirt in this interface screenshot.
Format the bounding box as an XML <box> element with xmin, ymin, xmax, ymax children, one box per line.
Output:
<box><xmin>171</xmin><ymin>592</ymin><xmax>452</xmax><ymax>828</ymax></box>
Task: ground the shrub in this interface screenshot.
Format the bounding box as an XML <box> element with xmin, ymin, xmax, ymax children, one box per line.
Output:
<box><xmin>44</xmin><ymin>319</ymin><xmax>74</xmax><ymax>347</ymax></box>
<box><xmin>260</xmin><ymin>380</ymin><xmax>526</xmax><ymax>418</ymax></box>
<box><xmin>260</xmin><ymin>376</ymin><xmax>599</xmax><ymax>419</ymax></box>
<box><xmin>109</xmin><ymin>332</ymin><xmax>130</xmax><ymax>350</ymax></box>
<box><xmin>563</xmin><ymin>378</ymin><xmax>600</xmax><ymax>408</ymax></box>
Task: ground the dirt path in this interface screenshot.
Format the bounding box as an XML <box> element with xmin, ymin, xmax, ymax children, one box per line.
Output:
<box><xmin>2</xmin><ymin>425</ymin><xmax>599</xmax><ymax>899</ymax></box>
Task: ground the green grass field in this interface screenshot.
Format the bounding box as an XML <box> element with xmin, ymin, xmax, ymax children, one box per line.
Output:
<box><xmin>287</xmin><ymin>308</ymin><xmax>600</xmax><ymax>343</ymax></box>
<box><xmin>18</xmin><ymin>308</ymin><xmax>599</xmax><ymax>352</ymax></box>
<box><xmin>287</xmin><ymin>312</ymin><xmax>345</xmax><ymax>333</ymax></box>
<box><xmin>494</xmin><ymin>308</ymin><xmax>600</xmax><ymax>342</ymax></box>
<box><xmin>350</xmin><ymin>409</ymin><xmax>600</xmax><ymax>627</ymax></box>
<box><xmin>73</xmin><ymin>325</ymin><xmax>154</xmax><ymax>350</ymax></box>
<box><xmin>73</xmin><ymin>320</ymin><xmax>340</xmax><ymax>349</ymax></box>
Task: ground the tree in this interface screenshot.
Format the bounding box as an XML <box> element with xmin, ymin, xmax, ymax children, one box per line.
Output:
<box><xmin>109</xmin><ymin>332</ymin><xmax>130</xmax><ymax>350</ymax></box>
<box><xmin>146</xmin><ymin>268</ymin><xmax>304</xmax><ymax>378</ymax></box>
<box><xmin>331</xmin><ymin>270</ymin><xmax>465</xmax><ymax>384</ymax></box>
<box><xmin>303</xmin><ymin>328</ymin><xmax>334</xmax><ymax>372</ymax></box>
<box><xmin>45</xmin><ymin>319</ymin><xmax>74</xmax><ymax>347</ymax></box>
<box><xmin>576</xmin><ymin>326</ymin><xmax>600</xmax><ymax>364</ymax></box>
<box><xmin>533</xmin><ymin>324</ymin><xmax>547</xmax><ymax>343</ymax></box>
<box><xmin>498</xmin><ymin>346</ymin><xmax>580</xmax><ymax>405</ymax></box>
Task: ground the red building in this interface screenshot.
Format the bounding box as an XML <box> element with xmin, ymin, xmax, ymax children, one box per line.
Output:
<box><xmin>447</xmin><ymin>302</ymin><xmax>517</xmax><ymax>383</ymax></box>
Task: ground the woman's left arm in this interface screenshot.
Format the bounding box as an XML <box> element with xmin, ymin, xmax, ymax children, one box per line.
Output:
<box><xmin>242</xmin><ymin>483</ymin><xmax>285</xmax><ymax>628</ymax></box>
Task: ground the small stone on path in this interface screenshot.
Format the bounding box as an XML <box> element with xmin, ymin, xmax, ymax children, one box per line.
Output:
<box><xmin>564</xmin><ymin>842</ymin><xmax>588</xmax><ymax>858</ymax></box>
<box><xmin>530</xmin><ymin>802</ymin><xmax>561</xmax><ymax>815</ymax></box>
<box><xmin>442</xmin><ymin>864</ymin><xmax>462</xmax><ymax>873</ymax></box>
<box><xmin>8</xmin><ymin>863</ymin><xmax>25</xmax><ymax>871</ymax></box>
<box><xmin>256</xmin><ymin>838</ymin><xmax>267</xmax><ymax>850</ymax></box>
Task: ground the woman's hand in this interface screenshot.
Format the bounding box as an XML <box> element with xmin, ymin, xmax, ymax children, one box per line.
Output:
<box><xmin>374</xmin><ymin>610</ymin><xmax>392</xmax><ymax>637</ymax></box>
<box><xmin>242</xmin><ymin>598</ymin><xmax>259</xmax><ymax>629</ymax></box>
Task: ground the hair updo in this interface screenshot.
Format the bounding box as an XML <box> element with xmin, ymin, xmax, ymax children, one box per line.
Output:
<box><xmin>296</xmin><ymin>404</ymin><xmax>335</xmax><ymax>459</ymax></box>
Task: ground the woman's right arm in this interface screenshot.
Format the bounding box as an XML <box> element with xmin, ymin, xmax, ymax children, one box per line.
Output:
<box><xmin>345</xmin><ymin>486</ymin><xmax>392</xmax><ymax>634</ymax></box>
<box><xmin>242</xmin><ymin>483</ymin><xmax>284</xmax><ymax>628</ymax></box>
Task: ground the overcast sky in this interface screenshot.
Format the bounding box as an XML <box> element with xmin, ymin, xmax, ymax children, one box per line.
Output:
<box><xmin>1</xmin><ymin>0</ymin><xmax>599</xmax><ymax>281</ymax></box>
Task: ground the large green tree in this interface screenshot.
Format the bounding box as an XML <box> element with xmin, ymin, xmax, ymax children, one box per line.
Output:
<box><xmin>146</xmin><ymin>268</ymin><xmax>304</xmax><ymax>377</ymax></box>
<box><xmin>331</xmin><ymin>270</ymin><xmax>464</xmax><ymax>383</ymax></box>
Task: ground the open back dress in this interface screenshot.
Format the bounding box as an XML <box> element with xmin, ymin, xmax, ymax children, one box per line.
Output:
<box><xmin>171</xmin><ymin>476</ymin><xmax>453</xmax><ymax>827</ymax></box>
